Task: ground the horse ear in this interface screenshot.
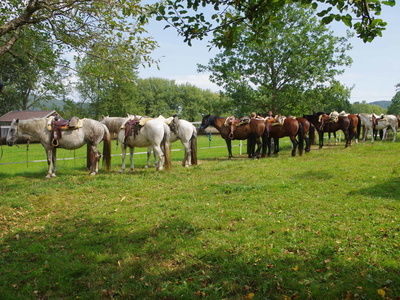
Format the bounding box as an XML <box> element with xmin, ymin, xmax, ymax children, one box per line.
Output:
<box><xmin>16</xmin><ymin>118</ymin><xmax>19</xmax><ymax>124</ymax></box>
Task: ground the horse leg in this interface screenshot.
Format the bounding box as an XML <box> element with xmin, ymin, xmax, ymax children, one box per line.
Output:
<box><xmin>182</xmin><ymin>141</ymin><xmax>191</xmax><ymax>167</ymax></box>
<box><xmin>363</xmin><ymin>126</ymin><xmax>369</xmax><ymax>142</ymax></box>
<box><xmin>120</xmin><ymin>144</ymin><xmax>127</xmax><ymax>172</ymax></box>
<box><xmin>89</xmin><ymin>144</ymin><xmax>99</xmax><ymax>175</ymax></box>
<box><xmin>45</xmin><ymin>148</ymin><xmax>54</xmax><ymax>178</ymax></box>
<box><xmin>145</xmin><ymin>147</ymin><xmax>152</xmax><ymax>168</ymax></box>
<box><xmin>382</xmin><ymin>128</ymin><xmax>387</xmax><ymax>141</ymax></box>
<box><xmin>274</xmin><ymin>138</ymin><xmax>279</xmax><ymax>154</ymax></box>
<box><xmin>254</xmin><ymin>137</ymin><xmax>262</xmax><ymax>158</ymax></box>
<box><xmin>226</xmin><ymin>139</ymin><xmax>233</xmax><ymax>159</ymax></box>
<box><xmin>261</xmin><ymin>135</ymin><xmax>267</xmax><ymax>158</ymax></box>
<box><xmin>305</xmin><ymin>133</ymin><xmax>310</xmax><ymax>152</ymax></box>
<box><xmin>343</xmin><ymin>129</ymin><xmax>350</xmax><ymax>148</ymax></box>
<box><xmin>290</xmin><ymin>136</ymin><xmax>298</xmax><ymax>156</ymax></box>
<box><xmin>266</xmin><ymin>137</ymin><xmax>272</xmax><ymax>156</ymax></box>
<box><xmin>319</xmin><ymin>131</ymin><xmax>324</xmax><ymax>149</ymax></box>
<box><xmin>51</xmin><ymin>148</ymin><xmax>57</xmax><ymax>177</ymax></box>
<box><xmin>129</xmin><ymin>147</ymin><xmax>135</xmax><ymax>171</ymax></box>
<box><xmin>153</xmin><ymin>145</ymin><xmax>164</xmax><ymax>171</ymax></box>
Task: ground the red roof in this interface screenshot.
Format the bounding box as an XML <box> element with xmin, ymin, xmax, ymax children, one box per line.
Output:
<box><xmin>0</xmin><ymin>110</ymin><xmax>58</xmax><ymax>122</ymax></box>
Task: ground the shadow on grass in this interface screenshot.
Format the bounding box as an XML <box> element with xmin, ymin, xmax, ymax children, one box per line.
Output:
<box><xmin>349</xmin><ymin>177</ymin><xmax>400</xmax><ymax>200</ymax></box>
<box><xmin>1</xmin><ymin>215</ymin><xmax>399</xmax><ymax>299</ymax></box>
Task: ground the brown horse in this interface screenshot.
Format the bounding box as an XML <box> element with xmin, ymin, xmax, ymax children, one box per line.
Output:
<box><xmin>264</xmin><ymin>116</ymin><xmax>304</xmax><ymax>156</ymax></box>
<box><xmin>316</xmin><ymin>114</ymin><xmax>351</xmax><ymax>148</ymax></box>
<box><xmin>347</xmin><ymin>114</ymin><xmax>361</xmax><ymax>143</ymax></box>
<box><xmin>296</xmin><ymin>117</ymin><xmax>314</xmax><ymax>153</ymax></box>
<box><xmin>200</xmin><ymin>115</ymin><xmax>266</xmax><ymax>159</ymax></box>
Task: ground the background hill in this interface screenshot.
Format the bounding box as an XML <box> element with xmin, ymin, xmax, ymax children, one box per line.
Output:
<box><xmin>369</xmin><ymin>100</ymin><xmax>391</xmax><ymax>109</ymax></box>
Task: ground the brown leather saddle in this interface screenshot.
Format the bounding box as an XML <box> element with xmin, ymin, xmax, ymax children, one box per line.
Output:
<box><xmin>124</xmin><ymin>118</ymin><xmax>142</xmax><ymax>143</ymax></box>
<box><xmin>51</xmin><ymin>117</ymin><xmax>80</xmax><ymax>147</ymax></box>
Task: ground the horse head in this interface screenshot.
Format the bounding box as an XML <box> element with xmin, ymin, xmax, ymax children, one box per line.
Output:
<box><xmin>199</xmin><ymin>114</ymin><xmax>212</xmax><ymax>130</ymax></box>
<box><xmin>6</xmin><ymin>118</ymin><xmax>19</xmax><ymax>146</ymax></box>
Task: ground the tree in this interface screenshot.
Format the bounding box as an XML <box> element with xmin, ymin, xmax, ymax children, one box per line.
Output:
<box><xmin>0</xmin><ymin>28</ymin><xmax>67</xmax><ymax>115</ymax></box>
<box><xmin>0</xmin><ymin>1</ymin><xmax>155</xmax><ymax>61</ymax></box>
<box><xmin>156</xmin><ymin>0</ymin><xmax>395</xmax><ymax>48</ymax></box>
<box><xmin>350</xmin><ymin>101</ymin><xmax>386</xmax><ymax>114</ymax></box>
<box><xmin>76</xmin><ymin>41</ymin><xmax>141</xmax><ymax>118</ymax></box>
<box><xmin>198</xmin><ymin>5</ymin><xmax>352</xmax><ymax>115</ymax></box>
<box><xmin>387</xmin><ymin>83</ymin><xmax>400</xmax><ymax>115</ymax></box>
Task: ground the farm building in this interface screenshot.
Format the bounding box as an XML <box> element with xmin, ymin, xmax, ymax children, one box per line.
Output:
<box><xmin>0</xmin><ymin>110</ymin><xmax>59</xmax><ymax>143</ymax></box>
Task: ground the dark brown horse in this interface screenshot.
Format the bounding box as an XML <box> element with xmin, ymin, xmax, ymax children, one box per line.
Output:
<box><xmin>200</xmin><ymin>115</ymin><xmax>266</xmax><ymax>159</ymax></box>
<box><xmin>264</xmin><ymin>117</ymin><xmax>304</xmax><ymax>156</ymax></box>
<box><xmin>316</xmin><ymin>114</ymin><xmax>351</xmax><ymax>148</ymax></box>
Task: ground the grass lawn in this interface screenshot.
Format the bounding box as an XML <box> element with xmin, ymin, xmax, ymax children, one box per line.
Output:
<box><xmin>0</xmin><ymin>135</ymin><xmax>399</xmax><ymax>299</ymax></box>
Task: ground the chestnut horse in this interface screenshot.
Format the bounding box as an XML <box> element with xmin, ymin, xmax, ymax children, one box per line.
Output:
<box><xmin>347</xmin><ymin>114</ymin><xmax>361</xmax><ymax>143</ymax></box>
<box><xmin>264</xmin><ymin>117</ymin><xmax>304</xmax><ymax>156</ymax></box>
<box><xmin>200</xmin><ymin>115</ymin><xmax>266</xmax><ymax>159</ymax></box>
<box><xmin>316</xmin><ymin>114</ymin><xmax>351</xmax><ymax>148</ymax></box>
<box><xmin>296</xmin><ymin>117</ymin><xmax>314</xmax><ymax>153</ymax></box>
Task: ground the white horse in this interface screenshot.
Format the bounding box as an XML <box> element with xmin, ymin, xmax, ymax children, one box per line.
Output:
<box><xmin>118</xmin><ymin>116</ymin><xmax>171</xmax><ymax>171</ymax></box>
<box><xmin>358</xmin><ymin>113</ymin><xmax>375</xmax><ymax>142</ymax></box>
<box><xmin>146</xmin><ymin>115</ymin><xmax>197</xmax><ymax>168</ymax></box>
<box><xmin>6</xmin><ymin>118</ymin><xmax>111</xmax><ymax>177</ymax></box>
<box><xmin>372</xmin><ymin>114</ymin><xmax>398</xmax><ymax>142</ymax></box>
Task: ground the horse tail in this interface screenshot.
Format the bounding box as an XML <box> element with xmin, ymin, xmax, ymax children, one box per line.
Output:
<box><xmin>190</xmin><ymin>130</ymin><xmax>198</xmax><ymax>165</ymax></box>
<box><xmin>161</xmin><ymin>126</ymin><xmax>172</xmax><ymax>170</ymax></box>
<box><xmin>309</xmin><ymin>123</ymin><xmax>316</xmax><ymax>145</ymax></box>
<box><xmin>356</xmin><ymin>114</ymin><xmax>361</xmax><ymax>141</ymax></box>
<box><xmin>102</xmin><ymin>125</ymin><xmax>112</xmax><ymax>171</ymax></box>
<box><xmin>297</xmin><ymin>121</ymin><xmax>304</xmax><ymax>155</ymax></box>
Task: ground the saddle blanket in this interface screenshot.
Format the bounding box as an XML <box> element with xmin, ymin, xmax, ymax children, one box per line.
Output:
<box><xmin>46</xmin><ymin>116</ymin><xmax>83</xmax><ymax>131</ymax></box>
<box><xmin>121</xmin><ymin>115</ymin><xmax>174</xmax><ymax>129</ymax></box>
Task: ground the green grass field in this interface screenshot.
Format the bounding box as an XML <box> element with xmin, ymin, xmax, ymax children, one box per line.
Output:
<box><xmin>0</xmin><ymin>135</ymin><xmax>399</xmax><ymax>299</ymax></box>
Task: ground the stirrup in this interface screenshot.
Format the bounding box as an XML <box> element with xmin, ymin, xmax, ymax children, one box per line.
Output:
<box><xmin>52</xmin><ymin>139</ymin><xmax>59</xmax><ymax>147</ymax></box>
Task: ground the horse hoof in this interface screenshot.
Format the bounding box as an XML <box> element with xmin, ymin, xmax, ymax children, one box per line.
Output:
<box><xmin>89</xmin><ymin>172</ymin><xmax>96</xmax><ymax>176</ymax></box>
<box><xmin>51</xmin><ymin>173</ymin><xmax>57</xmax><ymax>177</ymax></box>
<box><xmin>45</xmin><ymin>174</ymin><xmax>52</xmax><ymax>179</ymax></box>
<box><xmin>144</xmin><ymin>165</ymin><xmax>149</xmax><ymax>169</ymax></box>
<box><xmin>119</xmin><ymin>169</ymin><xmax>125</xmax><ymax>173</ymax></box>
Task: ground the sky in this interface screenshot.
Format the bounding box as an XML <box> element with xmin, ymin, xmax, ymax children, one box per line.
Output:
<box><xmin>138</xmin><ymin>4</ymin><xmax>400</xmax><ymax>103</ymax></box>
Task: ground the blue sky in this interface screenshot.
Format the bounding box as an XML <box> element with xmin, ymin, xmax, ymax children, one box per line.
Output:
<box><xmin>139</xmin><ymin>4</ymin><xmax>400</xmax><ymax>103</ymax></box>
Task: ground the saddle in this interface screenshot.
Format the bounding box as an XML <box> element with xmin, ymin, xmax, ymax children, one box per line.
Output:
<box><xmin>328</xmin><ymin>111</ymin><xmax>339</xmax><ymax>123</ymax></box>
<box><xmin>169</xmin><ymin>115</ymin><xmax>179</xmax><ymax>134</ymax></box>
<box><xmin>124</xmin><ymin>118</ymin><xmax>142</xmax><ymax>143</ymax></box>
<box><xmin>48</xmin><ymin>116</ymin><xmax>81</xmax><ymax>147</ymax></box>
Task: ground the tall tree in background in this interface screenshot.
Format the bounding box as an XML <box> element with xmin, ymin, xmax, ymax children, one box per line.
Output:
<box><xmin>76</xmin><ymin>41</ymin><xmax>141</xmax><ymax>118</ymax></box>
<box><xmin>0</xmin><ymin>29</ymin><xmax>67</xmax><ymax>115</ymax></box>
<box><xmin>387</xmin><ymin>83</ymin><xmax>400</xmax><ymax>114</ymax></box>
<box><xmin>198</xmin><ymin>5</ymin><xmax>352</xmax><ymax>116</ymax></box>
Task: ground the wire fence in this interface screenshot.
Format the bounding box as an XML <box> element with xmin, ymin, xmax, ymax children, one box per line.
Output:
<box><xmin>0</xmin><ymin>136</ymin><xmax>245</xmax><ymax>167</ymax></box>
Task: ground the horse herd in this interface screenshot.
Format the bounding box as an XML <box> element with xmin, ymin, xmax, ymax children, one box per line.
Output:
<box><xmin>5</xmin><ymin>112</ymin><xmax>400</xmax><ymax>178</ymax></box>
